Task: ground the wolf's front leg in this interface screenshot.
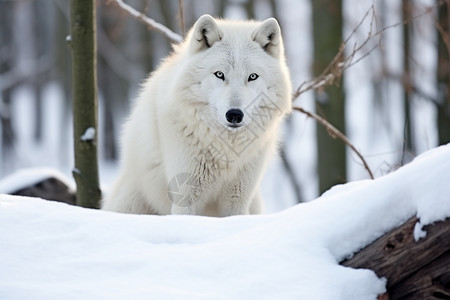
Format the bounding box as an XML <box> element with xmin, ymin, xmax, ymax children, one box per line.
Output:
<box><xmin>216</xmin><ymin>179</ymin><xmax>256</xmax><ymax>217</ymax></box>
<box><xmin>170</xmin><ymin>202</ymin><xmax>204</xmax><ymax>215</ymax></box>
<box><xmin>249</xmin><ymin>191</ymin><xmax>264</xmax><ymax>214</ymax></box>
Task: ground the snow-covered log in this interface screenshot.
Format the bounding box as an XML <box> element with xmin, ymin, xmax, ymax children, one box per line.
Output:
<box><xmin>342</xmin><ymin>216</ymin><xmax>450</xmax><ymax>299</ymax></box>
<box><xmin>0</xmin><ymin>145</ymin><xmax>449</xmax><ymax>299</ymax></box>
<box><xmin>0</xmin><ymin>168</ymin><xmax>75</xmax><ymax>205</ymax></box>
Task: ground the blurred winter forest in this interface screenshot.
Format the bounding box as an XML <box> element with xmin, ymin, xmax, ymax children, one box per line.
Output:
<box><xmin>0</xmin><ymin>0</ymin><xmax>449</xmax><ymax>211</ymax></box>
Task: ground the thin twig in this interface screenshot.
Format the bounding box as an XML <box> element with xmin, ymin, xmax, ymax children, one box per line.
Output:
<box><xmin>0</xmin><ymin>54</ymin><xmax>54</xmax><ymax>91</ymax></box>
<box><xmin>110</xmin><ymin>0</ymin><xmax>183</xmax><ymax>43</ymax></box>
<box><xmin>280</xmin><ymin>146</ymin><xmax>304</xmax><ymax>203</ymax></box>
<box><xmin>97</xmin><ymin>25</ymin><xmax>135</xmax><ymax>81</ymax></box>
<box><xmin>293</xmin><ymin>106</ymin><xmax>374</xmax><ymax>179</ymax></box>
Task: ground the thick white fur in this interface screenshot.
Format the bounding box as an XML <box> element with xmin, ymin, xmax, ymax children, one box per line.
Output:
<box><xmin>102</xmin><ymin>15</ymin><xmax>292</xmax><ymax>217</ymax></box>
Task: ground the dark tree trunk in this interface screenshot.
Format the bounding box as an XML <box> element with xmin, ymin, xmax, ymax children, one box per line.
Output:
<box><xmin>437</xmin><ymin>0</ymin><xmax>450</xmax><ymax>146</ymax></box>
<box><xmin>69</xmin><ymin>0</ymin><xmax>101</xmax><ymax>208</ymax></box>
<box><xmin>402</xmin><ymin>0</ymin><xmax>415</xmax><ymax>163</ymax></box>
<box><xmin>312</xmin><ymin>0</ymin><xmax>347</xmax><ymax>195</ymax></box>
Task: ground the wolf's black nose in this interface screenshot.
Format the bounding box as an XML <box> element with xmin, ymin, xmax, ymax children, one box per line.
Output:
<box><xmin>226</xmin><ymin>109</ymin><xmax>244</xmax><ymax>125</ymax></box>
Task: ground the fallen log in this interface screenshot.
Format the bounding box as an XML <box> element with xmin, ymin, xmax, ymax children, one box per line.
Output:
<box><xmin>341</xmin><ymin>217</ymin><xmax>450</xmax><ymax>299</ymax></box>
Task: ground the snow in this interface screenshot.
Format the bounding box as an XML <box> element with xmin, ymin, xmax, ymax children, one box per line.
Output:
<box><xmin>1</xmin><ymin>144</ymin><xmax>449</xmax><ymax>299</ymax></box>
<box><xmin>0</xmin><ymin>167</ymin><xmax>75</xmax><ymax>194</ymax></box>
<box><xmin>413</xmin><ymin>222</ymin><xmax>427</xmax><ymax>241</ymax></box>
<box><xmin>80</xmin><ymin>127</ymin><xmax>96</xmax><ymax>142</ymax></box>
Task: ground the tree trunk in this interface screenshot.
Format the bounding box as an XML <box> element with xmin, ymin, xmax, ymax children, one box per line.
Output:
<box><xmin>437</xmin><ymin>0</ymin><xmax>450</xmax><ymax>146</ymax></box>
<box><xmin>69</xmin><ymin>0</ymin><xmax>101</xmax><ymax>208</ymax></box>
<box><xmin>312</xmin><ymin>0</ymin><xmax>346</xmax><ymax>195</ymax></box>
<box><xmin>402</xmin><ymin>0</ymin><xmax>414</xmax><ymax>163</ymax></box>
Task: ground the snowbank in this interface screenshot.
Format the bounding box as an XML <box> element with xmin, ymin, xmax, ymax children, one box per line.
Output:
<box><xmin>1</xmin><ymin>144</ymin><xmax>449</xmax><ymax>299</ymax></box>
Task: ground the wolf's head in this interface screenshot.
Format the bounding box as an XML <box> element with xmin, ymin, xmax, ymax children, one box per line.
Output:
<box><xmin>175</xmin><ymin>15</ymin><xmax>292</xmax><ymax>136</ymax></box>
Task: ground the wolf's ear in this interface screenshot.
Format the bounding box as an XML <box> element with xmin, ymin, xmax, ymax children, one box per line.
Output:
<box><xmin>252</xmin><ymin>18</ymin><xmax>281</xmax><ymax>58</ymax></box>
<box><xmin>190</xmin><ymin>14</ymin><xmax>222</xmax><ymax>53</ymax></box>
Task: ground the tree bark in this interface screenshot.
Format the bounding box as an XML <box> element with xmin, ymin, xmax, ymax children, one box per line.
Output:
<box><xmin>437</xmin><ymin>0</ymin><xmax>450</xmax><ymax>146</ymax></box>
<box><xmin>342</xmin><ymin>217</ymin><xmax>450</xmax><ymax>299</ymax></box>
<box><xmin>312</xmin><ymin>0</ymin><xmax>346</xmax><ymax>195</ymax></box>
<box><xmin>402</xmin><ymin>0</ymin><xmax>414</xmax><ymax>163</ymax></box>
<box><xmin>69</xmin><ymin>0</ymin><xmax>101</xmax><ymax>208</ymax></box>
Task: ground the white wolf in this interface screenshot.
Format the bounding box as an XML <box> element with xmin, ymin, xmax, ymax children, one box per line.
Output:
<box><xmin>102</xmin><ymin>15</ymin><xmax>292</xmax><ymax>217</ymax></box>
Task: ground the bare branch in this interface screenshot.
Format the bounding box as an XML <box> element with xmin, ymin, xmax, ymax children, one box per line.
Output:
<box><xmin>290</xmin><ymin>1</ymin><xmax>446</xmax><ymax>180</ymax></box>
<box><xmin>292</xmin><ymin>1</ymin><xmax>443</xmax><ymax>101</ymax></box>
<box><xmin>280</xmin><ymin>146</ymin><xmax>304</xmax><ymax>203</ymax></box>
<box><xmin>0</xmin><ymin>54</ymin><xmax>54</xmax><ymax>91</ymax></box>
<box><xmin>97</xmin><ymin>25</ymin><xmax>136</xmax><ymax>81</ymax></box>
<box><xmin>293</xmin><ymin>106</ymin><xmax>375</xmax><ymax>179</ymax></box>
<box><xmin>292</xmin><ymin>4</ymin><xmax>378</xmax><ymax>100</ymax></box>
<box><xmin>109</xmin><ymin>0</ymin><xmax>183</xmax><ymax>43</ymax></box>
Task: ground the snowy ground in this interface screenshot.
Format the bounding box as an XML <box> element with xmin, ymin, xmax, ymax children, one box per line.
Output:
<box><xmin>1</xmin><ymin>144</ymin><xmax>449</xmax><ymax>299</ymax></box>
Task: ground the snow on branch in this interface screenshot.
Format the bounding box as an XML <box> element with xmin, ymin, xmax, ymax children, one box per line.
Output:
<box><xmin>110</xmin><ymin>0</ymin><xmax>183</xmax><ymax>43</ymax></box>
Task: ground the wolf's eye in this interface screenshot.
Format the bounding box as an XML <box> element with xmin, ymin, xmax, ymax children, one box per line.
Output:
<box><xmin>248</xmin><ymin>73</ymin><xmax>259</xmax><ymax>81</ymax></box>
<box><xmin>214</xmin><ymin>71</ymin><xmax>225</xmax><ymax>81</ymax></box>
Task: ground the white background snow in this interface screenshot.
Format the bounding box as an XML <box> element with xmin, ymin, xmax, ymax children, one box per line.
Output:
<box><xmin>1</xmin><ymin>144</ymin><xmax>449</xmax><ymax>299</ymax></box>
